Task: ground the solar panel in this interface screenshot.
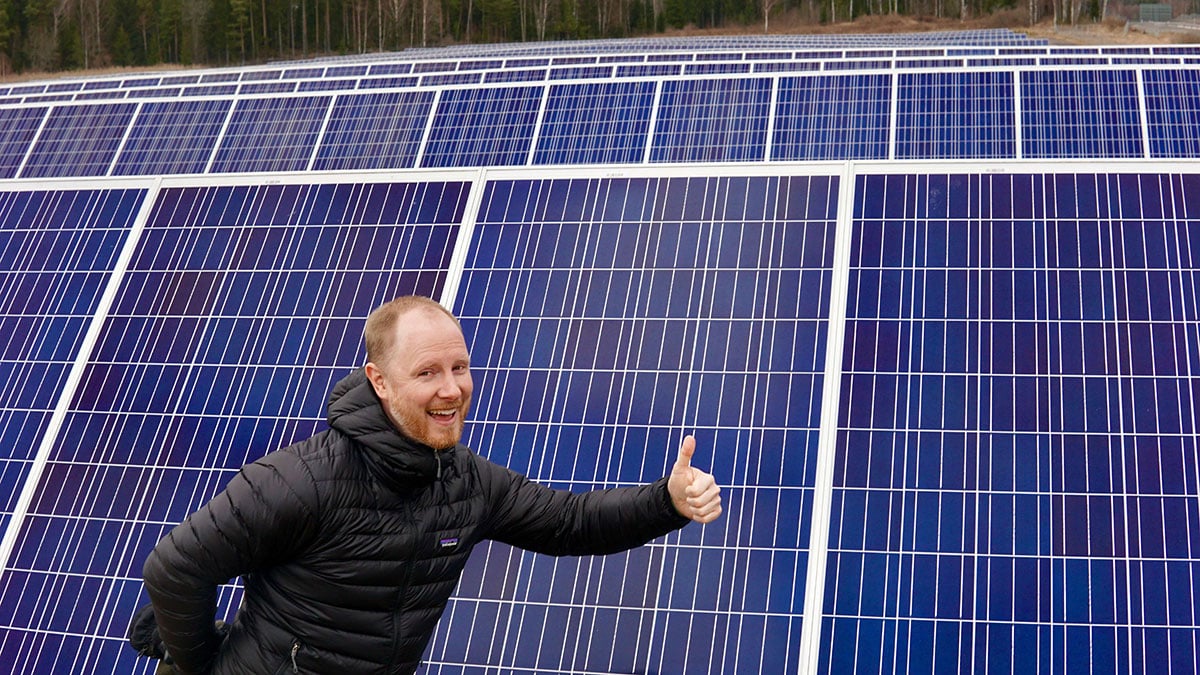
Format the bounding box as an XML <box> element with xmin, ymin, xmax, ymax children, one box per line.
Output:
<box><xmin>534</xmin><ymin>81</ymin><xmax>656</xmax><ymax>165</ymax></box>
<box><xmin>1</xmin><ymin>30</ymin><xmax>1199</xmax><ymax>675</ymax></box>
<box><xmin>19</xmin><ymin>103</ymin><xmax>137</xmax><ymax>178</ymax></box>
<box><xmin>651</xmin><ymin>78</ymin><xmax>772</xmax><ymax>163</ymax></box>
<box><xmin>1020</xmin><ymin>70</ymin><xmax>1143</xmax><ymax>159</ymax></box>
<box><xmin>112</xmin><ymin>100</ymin><xmax>232</xmax><ymax>176</ymax></box>
<box><xmin>773</xmin><ymin>74</ymin><xmax>891</xmax><ymax>161</ymax></box>
<box><xmin>421</xmin><ymin>85</ymin><xmax>543</xmax><ymax>167</ymax></box>
<box><xmin>209</xmin><ymin>96</ymin><xmax>331</xmax><ymax>173</ymax></box>
<box><xmin>0</xmin><ymin>179</ymin><xmax>468</xmax><ymax>672</ymax></box>
<box><xmin>825</xmin><ymin>171</ymin><xmax>1200</xmax><ymax>674</ymax></box>
<box><xmin>1143</xmin><ymin>68</ymin><xmax>1200</xmax><ymax>158</ymax></box>
<box><xmin>0</xmin><ymin>108</ymin><xmax>47</xmax><ymax>179</ymax></box>
<box><xmin>431</xmin><ymin>174</ymin><xmax>837</xmax><ymax>673</ymax></box>
<box><xmin>0</xmin><ymin>187</ymin><xmax>144</xmax><ymax>531</ymax></box>
<box><xmin>895</xmin><ymin>71</ymin><xmax>1016</xmax><ymax>159</ymax></box>
<box><xmin>312</xmin><ymin>90</ymin><xmax>435</xmax><ymax>170</ymax></box>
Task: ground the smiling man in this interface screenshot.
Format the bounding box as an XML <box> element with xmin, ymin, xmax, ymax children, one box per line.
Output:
<box><xmin>136</xmin><ymin>295</ymin><xmax>722</xmax><ymax>675</ymax></box>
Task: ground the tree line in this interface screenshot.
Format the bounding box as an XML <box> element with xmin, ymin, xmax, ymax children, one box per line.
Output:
<box><xmin>0</xmin><ymin>0</ymin><xmax>1108</xmax><ymax>77</ymax></box>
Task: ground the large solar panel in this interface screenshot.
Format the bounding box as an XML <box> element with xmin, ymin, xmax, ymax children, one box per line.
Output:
<box><xmin>431</xmin><ymin>174</ymin><xmax>836</xmax><ymax>673</ymax></box>
<box><xmin>0</xmin><ymin>180</ymin><xmax>466</xmax><ymax>671</ymax></box>
<box><xmin>0</xmin><ymin>30</ymin><xmax>1199</xmax><ymax>675</ymax></box>
<box><xmin>827</xmin><ymin>171</ymin><xmax>1200</xmax><ymax>674</ymax></box>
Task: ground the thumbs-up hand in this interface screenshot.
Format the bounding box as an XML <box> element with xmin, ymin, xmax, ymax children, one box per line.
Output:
<box><xmin>667</xmin><ymin>435</ymin><xmax>722</xmax><ymax>524</ymax></box>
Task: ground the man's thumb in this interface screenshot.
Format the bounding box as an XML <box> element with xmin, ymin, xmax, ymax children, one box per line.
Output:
<box><xmin>674</xmin><ymin>435</ymin><xmax>696</xmax><ymax>473</ymax></box>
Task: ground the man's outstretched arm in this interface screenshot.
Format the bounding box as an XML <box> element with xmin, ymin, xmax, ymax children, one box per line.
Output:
<box><xmin>483</xmin><ymin>434</ymin><xmax>722</xmax><ymax>556</ymax></box>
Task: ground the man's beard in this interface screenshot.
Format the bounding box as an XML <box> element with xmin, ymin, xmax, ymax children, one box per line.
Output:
<box><xmin>387</xmin><ymin>399</ymin><xmax>469</xmax><ymax>450</ymax></box>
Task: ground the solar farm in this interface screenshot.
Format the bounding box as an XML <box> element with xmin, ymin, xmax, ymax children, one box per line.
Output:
<box><xmin>1</xmin><ymin>27</ymin><xmax>1199</xmax><ymax>673</ymax></box>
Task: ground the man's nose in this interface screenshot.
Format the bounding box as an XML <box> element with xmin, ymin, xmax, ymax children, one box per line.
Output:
<box><xmin>436</xmin><ymin>372</ymin><xmax>462</xmax><ymax>399</ymax></box>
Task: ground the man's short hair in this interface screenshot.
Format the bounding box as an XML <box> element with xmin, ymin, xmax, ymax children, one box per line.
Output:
<box><xmin>364</xmin><ymin>295</ymin><xmax>459</xmax><ymax>365</ymax></box>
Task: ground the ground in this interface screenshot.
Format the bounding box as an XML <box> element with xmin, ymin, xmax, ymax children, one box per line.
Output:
<box><xmin>665</xmin><ymin>6</ymin><xmax>1200</xmax><ymax>45</ymax></box>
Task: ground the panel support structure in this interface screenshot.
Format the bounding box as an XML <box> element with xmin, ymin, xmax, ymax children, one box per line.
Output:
<box><xmin>796</xmin><ymin>161</ymin><xmax>857</xmax><ymax>674</ymax></box>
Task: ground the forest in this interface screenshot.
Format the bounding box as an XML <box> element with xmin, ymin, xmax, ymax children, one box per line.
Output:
<box><xmin>0</xmin><ymin>0</ymin><xmax>1120</xmax><ymax>77</ymax></box>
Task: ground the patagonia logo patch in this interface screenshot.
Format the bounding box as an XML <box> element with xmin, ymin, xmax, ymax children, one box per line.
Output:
<box><xmin>439</xmin><ymin>537</ymin><xmax>459</xmax><ymax>549</ymax></box>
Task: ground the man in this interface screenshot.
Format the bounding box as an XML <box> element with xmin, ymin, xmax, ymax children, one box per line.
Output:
<box><xmin>137</xmin><ymin>295</ymin><xmax>722</xmax><ymax>674</ymax></box>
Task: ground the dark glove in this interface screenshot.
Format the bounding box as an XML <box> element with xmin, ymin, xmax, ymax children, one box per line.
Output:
<box><xmin>128</xmin><ymin>602</ymin><xmax>231</xmax><ymax>669</ymax></box>
<box><xmin>128</xmin><ymin>602</ymin><xmax>171</xmax><ymax>663</ymax></box>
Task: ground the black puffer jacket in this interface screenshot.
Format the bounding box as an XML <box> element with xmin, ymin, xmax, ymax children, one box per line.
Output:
<box><xmin>142</xmin><ymin>368</ymin><xmax>690</xmax><ymax>674</ymax></box>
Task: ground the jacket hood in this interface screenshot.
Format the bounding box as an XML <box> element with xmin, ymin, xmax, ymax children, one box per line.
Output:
<box><xmin>327</xmin><ymin>367</ymin><xmax>442</xmax><ymax>491</ymax></box>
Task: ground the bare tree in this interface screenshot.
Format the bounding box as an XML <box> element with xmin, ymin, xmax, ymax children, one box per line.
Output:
<box><xmin>534</xmin><ymin>0</ymin><xmax>550</xmax><ymax>39</ymax></box>
<box><xmin>763</xmin><ymin>0</ymin><xmax>777</xmax><ymax>31</ymax></box>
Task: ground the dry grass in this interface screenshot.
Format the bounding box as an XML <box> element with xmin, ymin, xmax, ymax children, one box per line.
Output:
<box><xmin>2</xmin><ymin>63</ymin><xmax>191</xmax><ymax>84</ymax></box>
<box><xmin>667</xmin><ymin>6</ymin><xmax>1194</xmax><ymax>45</ymax></box>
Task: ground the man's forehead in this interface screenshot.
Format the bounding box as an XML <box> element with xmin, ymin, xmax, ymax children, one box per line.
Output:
<box><xmin>395</xmin><ymin>304</ymin><xmax>458</xmax><ymax>328</ymax></box>
<box><xmin>392</xmin><ymin>306</ymin><xmax>467</xmax><ymax>347</ymax></box>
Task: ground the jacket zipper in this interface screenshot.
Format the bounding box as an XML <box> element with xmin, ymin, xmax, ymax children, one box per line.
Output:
<box><xmin>290</xmin><ymin>639</ymin><xmax>301</xmax><ymax>673</ymax></box>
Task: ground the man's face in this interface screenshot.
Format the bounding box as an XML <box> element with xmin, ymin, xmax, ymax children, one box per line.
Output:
<box><xmin>365</xmin><ymin>308</ymin><xmax>473</xmax><ymax>450</ymax></box>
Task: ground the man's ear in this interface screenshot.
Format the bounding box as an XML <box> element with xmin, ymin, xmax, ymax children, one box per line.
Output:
<box><xmin>364</xmin><ymin>362</ymin><xmax>388</xmax><ymax>399</ymax></box>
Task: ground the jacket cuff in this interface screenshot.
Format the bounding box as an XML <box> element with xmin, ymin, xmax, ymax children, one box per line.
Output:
<box><xmin>656</xmin><ymin>477</ymin><xmax>693</xmax><ymax>528</ymax></box>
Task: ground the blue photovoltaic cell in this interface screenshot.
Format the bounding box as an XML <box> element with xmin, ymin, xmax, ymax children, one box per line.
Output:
<box><xmin>20</xmin><ymin>103</ymin><xmax>138</xmax><ymax>178</ymax></box>
<box><xmin>1021</xmin><ymin>70</ymin><xmax>1144</xmax><ymax>158</ymax></box>
<box><xmin>427</xmin><ymin>174</ymin><xmax>838</xmax><ymax>674</ymax></box>
<box><xmin>650</xmin><ymin>78</ymin><xmax>772</xmax><ymax>163</ymax></box>
<box><xmin>209</xmin><ymin>96</ymin><xmax>331</xmax><ymax>173</ymax></box>
<box><xmin>312</xmin><ymin>90</ymin><xmax>435</xmax><ymax>171</ymax></box>
<box><xmin>111</xmin><ymin>99</ymin><xmax>232</xmax><ymax>176</ymax></box>
<box><xmin>895</xmin><ymin>71</ymin><xmax>1016</xmax><ymax>159</ymax></box>
<box><xmin>421</xmin><ymin>86</ymin><xmax>543</xmax><ymax>168</ymax></box>
<box><xmin>533</xmin><ymin>81</ymin><xmax>656</xmax><ymax>165</ymax></box>
<box><xmin>0</xmin><ymin>108</ymin><xmax>47</xmax><ymax>179</ymax></box>
<box><xmin>825</xmin><ymin>172</ymin><xmax>1200</xmax><ymax>675</ymax></box>
<box><xmin>0</xmin><ymin>181</ymin><xmax>468</xmax><ymax>674</ymax></box>
<box><xmin>1143</xmin><ymin>69</ymin><xmax>1200</xmax><ymax>158</ymax></box>
<box><xmin>0</xmin><ymin>188</ymin><xmax>143</xmax><ymax>527</ymax></box>
<box><xmin>774</xmin><ymin>74</ymin><xmax>891</xmax><ymax>161</ymax></box>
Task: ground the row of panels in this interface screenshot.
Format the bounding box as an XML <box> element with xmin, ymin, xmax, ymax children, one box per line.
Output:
<box><xmin>3</xmin><ymin>67</ymin><xmax>1200</xmax><ymax>181</ymax></box>
<box><xmin>11</xmin><ymin>51</ymin><xmax>1198</xmax><ymax>106</ymax></box>
<box><xmin>1</xmin><ymin>171</ymin><xmax>1198</xmax><ymax>674</ymax></box>
<box><xmin>1</xmin><ymin>30</ymin><xmax>1059</xmax><ymax>100</ymax></box>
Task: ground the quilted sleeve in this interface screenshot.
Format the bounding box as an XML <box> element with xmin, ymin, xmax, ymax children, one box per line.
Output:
<box><xmin>141</xmin><ymin>447</ymin><xmax>320</xmax><ymax>675</ymax></box>
<box><xmin>479</xmin><ymin>458</ymin><xmax>691</xmax><ymax>557</ymax></box>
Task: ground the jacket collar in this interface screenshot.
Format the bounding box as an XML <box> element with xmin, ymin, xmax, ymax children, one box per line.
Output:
<box><xmin>326</xmin><ymin>367</ymin><xmax>445</xmax><ymax>491</ymax></box>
